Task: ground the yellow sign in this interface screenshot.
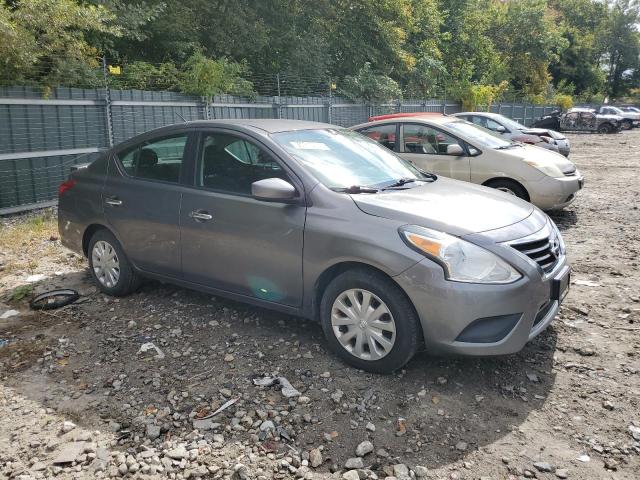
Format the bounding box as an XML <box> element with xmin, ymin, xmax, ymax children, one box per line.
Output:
<box><xmin>108</xmin><ymin>65</ymin><xmax>121</xmax><ymax>75</ymax></box>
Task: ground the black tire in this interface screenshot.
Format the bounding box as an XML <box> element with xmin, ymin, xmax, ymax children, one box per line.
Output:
<box><xmin>597</xmin><ymin>123</ymin><xmax>612</xmax><ymax>134</ymax></box>
<box><xmin>621</xmin><ymin>119</ymin><xmax>633</xmax><ymax>130</ymax></box>
<box><xmin>319</xmin><ymin>268</ymin><xmax>421</xmax><ymax>373</ymax></box>
<box><xmin>485</xmin><ymin>178</ymin><xmax>529</xmax><ymax>201</ymax></box>
<box><xmin>88</xmin><ymin>229</ymin><xmax>141</xmax><ymax>296</ymax></box>
<box><xmin>30</xmin><ymin>289</ymin><xmax>79</xmax><ymax>310</ymax></box>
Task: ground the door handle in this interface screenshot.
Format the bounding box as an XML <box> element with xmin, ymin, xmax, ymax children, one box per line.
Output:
<box><xmin>189</xmin><ymin>210</ymin><xmax>213</xmax><ymax>222</ymax></box>
<box><xmin>105</xmin><ymin>197</ymin><xmax>123</xmax><ymax>206</ymax></box>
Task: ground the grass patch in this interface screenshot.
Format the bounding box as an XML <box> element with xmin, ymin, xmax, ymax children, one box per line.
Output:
<box><xmin>0</xmin><ymin>211</ymin><xmax>58</xmax><ymax>274</ymax></box>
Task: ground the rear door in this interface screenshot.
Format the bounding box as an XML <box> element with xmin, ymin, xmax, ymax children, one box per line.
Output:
<box><xmin>103</xmin><ymin>131</ymin><xmax>193</xmax><ymax>278</ymax></box>
<box><xmin>398</xmin><ymin>123</ymin><xmax>470</xmax><ymax>181</ymax></box>
<box><xmin>179</xmin><ymin>129</ymin><xmax>305</xmax><ymax>307</ymax></box>
<box><xmin>355</xmin><ymin>123</ymin><xmax>399</xmax><ymax>152</ymax></box>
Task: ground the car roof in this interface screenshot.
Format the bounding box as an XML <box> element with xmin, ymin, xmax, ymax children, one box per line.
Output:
<box><xmin>186</xmin><ymin>119</ymin><xmax>335</xmax><ymax>133</ymax></box>
<box><xmin>455</xmin><ymin>111</ymin><xmax>503</xmax><ymax>119</ymax></box>
<box><xmin>368</xmin><ymin>112</ymin><xmax>444</xmax><ymax>122</ymax></box>
<box><xmin>351</xmin><ymin>114</ymin><xmax>458</xmax><ymax>130</ymax></box>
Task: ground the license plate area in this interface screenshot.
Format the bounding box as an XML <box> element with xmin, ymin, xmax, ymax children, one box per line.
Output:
<box><xmin>551</xmin><ymin>266</ymin><xmax>571</xmax><ymax>302</ymax></box>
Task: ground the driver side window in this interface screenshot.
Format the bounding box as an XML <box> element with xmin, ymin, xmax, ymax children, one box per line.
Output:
<box><xmin>198</xmin><ymin>133</ymin><xmax>287</xmax><ymax>195</ymax></box>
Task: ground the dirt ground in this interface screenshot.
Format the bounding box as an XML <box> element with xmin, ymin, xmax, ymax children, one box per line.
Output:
<box><xmin>1</xmin><ymin>130</ymin><xmax>639</xmax><ymax>480</ymax></box>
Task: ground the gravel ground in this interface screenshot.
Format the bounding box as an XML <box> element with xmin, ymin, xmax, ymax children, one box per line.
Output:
<box><xmin>1</xmin><ymin>130</ymin><xmax>639</xmax><ymax>480</ymax></box>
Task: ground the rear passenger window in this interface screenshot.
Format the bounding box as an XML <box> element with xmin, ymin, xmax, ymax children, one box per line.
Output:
<box><xmin>357</xmin><ymin>124</ymin><xmax>397</xmax><ymax>151</ymax></box>
<box><xmin>118</xmin><ymin>135</ymin><xmax>188</xmax><ymax>183</ymax></box>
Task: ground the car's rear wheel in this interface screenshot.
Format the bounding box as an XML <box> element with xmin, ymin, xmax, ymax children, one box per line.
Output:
<box><xmin>320</xmin><ymin>268</ymin><xmax>421</xmax><ymax>373</ymax></box>
<box><xmin>485</xmin><ymin>179</ymin><xmax>529</xmax><ymax>201</ymax></box>
<box><xmin>621</xmin><ymin>119</ymin><xmax>633</xmax><ymax>130</ymax></box>
<box><xmin>88</xmin><ymin>229</ymin><xmax>140</xmax><ymax>296</ymax></box>
<box><xmin>597</xmin><ymin>123</ymin><xmax>612</xmax><ymax>134</ymax></box>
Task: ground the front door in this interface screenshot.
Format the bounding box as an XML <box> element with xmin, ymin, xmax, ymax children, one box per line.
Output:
<box><xmin>103</xmin><ymin>132</ymin><xmax>192</xmax><ymax>278</ymax></box>
<box><xmin>180</xmin><ymin>130</ymin><xmax>305</xmax><ymax>307</ymax></box>
<box><xmin>399</xmin><ymin>123</ymin><xmax>470</xmax><ymax>181</ymax></box>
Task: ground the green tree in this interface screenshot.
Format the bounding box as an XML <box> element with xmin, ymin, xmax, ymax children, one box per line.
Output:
<box><xmin>0</xmin><ymin>0</ymin><xmax>118</xmax><ymax>87</ymax></box>
<box><xmin>340</xmin><ymin>62</ymin><xmax>402</xmax><ymax>103</ymax></box>
<box><xmin>178</xmin><ymin>52</ymin><xmax>254</xmax><ymax>97</ymax></box>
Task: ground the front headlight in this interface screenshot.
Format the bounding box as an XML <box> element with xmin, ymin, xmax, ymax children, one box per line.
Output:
<box><xmin>550</xmin><ymin>220</ymin><xmax>566</xmax><ymax>255</ymax></box>
<box><xmin>399</xmin><ymin>226</ymin><xmax>522</xmax><ymax>284</ymax></box>
<box><xmin>523</xmin><ymin>159</ymin><xmax>564</xmax><ymax>178</ymax></box>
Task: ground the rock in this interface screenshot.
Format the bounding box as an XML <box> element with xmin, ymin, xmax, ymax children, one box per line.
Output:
<box><xmin>342</xmin><ymin>470</ymin><xmax>360</xmax><ymax>480</ymax></box>
<box><xmin>455</xmin><ymin>441</ymin><xmax>468</xmax><ymax>451</ymax></box>
<box><xmin>166</xmin><ymin>445</ymin><xmax>188</xmax><ymax>459</ymax></box>
<box><xmin>602</xmin><ymin>400</ymin><xmax>615</xmax><ymax>411</ymax></box>
<box><xmin>366</xmin><ymin>422</ymin><xmax>375</xmax><ymax>432</ymax></box>
<box><xmin>533</xmin><ymin>461</ymin><xmax>553</xmax><ymax>472</ymax></box>
<box><xmin>224</xmin><ymin>353</ymin><xmax>234</xmax><ymax>362</ymax></box>
<box><xmin>414</xmin><ymin>466</ymin><xmax>429</xmax><ymax>477</ymax></box>
<box><xmin>309</xmin><ymin>448</ymin><xmax>322</xmax><ymax>468</ymax></box>
<box><xmin>61</xmin><ymin>421</ymin><xmax>76</xmax><ymax>433</ymax></box>
<box><xmin>118</xmin><ymin>463</ymin><xmax>128</xmax><ymax>476</ymax></box>
<box><xmin>355</xmin><ymin>440</ymin><xmax>374</xmax><ymax>456</ymax></box>
<box><xmin>393</xmin><ymin>464</ymin><xmax>409</xmax><ymax>477</ymax></box>
<box><xmin>555</xmin><ymin>469</ymin><xmax>569</xmax><ymax>479</ymax></box>
<box><xmin>603</xmin><ymin>458</ymin><xmax>618</xmax><ymax>470</ymax></box>
<box><xmin>629</xmin><ymin>424</ymin><xmax>640</xmax><ymax>441</ymax></box>
<box><xmin>52</xmin><ymin>442</ymin><xmax>86</xmax><ymax>464</ymax></box>
<box><xmin>345</xmin><ymin>458</ymin><xmax>364</xmax><ymax>469</ymax></box>
<box><xmin>259</xmin><ymin>420</ymin><xmax>275</xmax><ymax>431</ymax></box>
<box><xmin>331</xmin><ymin>390</ymin><xmax>344</xmax><ymax>403</ymax></box>
<box><xmin>526</xmin><ymin>372</ymin><xmax>539</xmax><ymax>383</ymax></box>
<box><xmin>192</xmin><ymin>418</ymin><xmax>220</xmax><ymax>431</ymax></box>
<box><xmin>146</xmin><ymin>424</ymin><xmax>161</xmax><ymax>439</ymax></box>
<box><xmin>576</xmin><ymin>454</ymin><xmax>590</xmax><ymax>462</ymax></box>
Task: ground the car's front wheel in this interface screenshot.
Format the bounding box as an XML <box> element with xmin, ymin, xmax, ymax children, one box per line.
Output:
<box><xmin>88</xmin><ymin>229</ymin><xmax>140</xmax><ymax>296</ymax></box>
<box><xmin>485</xmin><ymin>178</ymin><xmax>529</xmax><ymax>201</ymax></box>
<box><xmin>320</xmin><ymin>268</ymin><xmax>421</xmax><ymax>373</ymax></box>
<box><xmin>597</xmin><ymin>123</ymin><xmax>613</xmax><ymax>134</ymax></box>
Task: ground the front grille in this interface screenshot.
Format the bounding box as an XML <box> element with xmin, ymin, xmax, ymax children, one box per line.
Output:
<box><xmin>511</xmin><ymin>235</ymin><xmax>560</xmax><ymax>274</ymax></box>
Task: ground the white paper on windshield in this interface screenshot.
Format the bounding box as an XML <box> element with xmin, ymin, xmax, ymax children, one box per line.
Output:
<box><xmin>289</xmin><ymin>141</ymin><xmax>331</xmax><ymax>151</ymax></box>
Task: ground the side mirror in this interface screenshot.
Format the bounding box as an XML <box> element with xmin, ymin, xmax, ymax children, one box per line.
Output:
<box><xmin>446</xmin><ymin>144</ymin><xmax>464</xmax><ymax>156</ymax></box>
<box><xmin>495</xmin><ymin>125</ymin><xmax>507</xmax><ymax>133</ymax></box>
<box><xmin>252</xmin><ymin>178</ymin><xmax>297</xmax><ymax>202</ymax></box>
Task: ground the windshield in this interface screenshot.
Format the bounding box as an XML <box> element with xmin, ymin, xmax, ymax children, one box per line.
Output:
<box><xmin>608</xmin><ymin>106</ymin><xmax>623</xmax><ymax>114</ymax></box>
<box><xmin>494</xmin><ymin>115</ymin><xmax>527</xmax><ymax>131</ymax></box>
<box><xmin>272</xmin><ymin>128</ymin><xmax>429</xmax><ymax>189</ymax></box>
<box><xmin>443</xmin><ymin>121</ymin><xmax>513</xmax><ymax>149</ymax></box>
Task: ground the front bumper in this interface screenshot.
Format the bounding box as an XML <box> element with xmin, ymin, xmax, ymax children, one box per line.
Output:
<box><xmin>528</xmin><ymin>171</ymin><xmax>584</xmax><ymax>210</ymax></box>
<box><xmin>394</xmin><ymin>227</ymin><xmax>568</xmax><ymax>356</ymax></box>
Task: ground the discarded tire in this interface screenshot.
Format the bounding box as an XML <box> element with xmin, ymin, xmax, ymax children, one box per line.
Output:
<box><xmin>30</xmin><ymin>289</ymin><xmax>79</xmax><ymax>310</ymax></box>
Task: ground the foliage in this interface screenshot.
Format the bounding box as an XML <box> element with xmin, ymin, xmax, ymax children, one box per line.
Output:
<box><xmin>1</xmin><ymin>0</ymin><xmax>639</xmax><ymax>99</ymax></box>
<box><xmin>340</xmin><ymin>63</ymin><xmax>402</xmax><ymax>103</ymax></box>
<box><xmin>554</xmin><ymin>94</ymin><xmax>574</xmax><ymax>110</ymax></box>
<box><xmin>9</xmin><ymin>285</ymin><xmax>33</xmax><ymax>302</ymax></box>
<box><xmin>459</xmin><ymin>81</ymin><xmax>509</xmax><ymax>111</ymax></box>
<box><xmin>178</xmin><ymin>52</ymin><xmax>254</xmax><ymax>98</ymax></box>
<box><xmin>0</xmin><ymin>0</ymin><xmax>119</xmax><ymax>87</ymax></box>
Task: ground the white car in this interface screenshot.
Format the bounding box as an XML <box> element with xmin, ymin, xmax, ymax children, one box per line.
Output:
<box><xmin>352</xmin><ymin>113</ymin><xmax>584</xmax><ymax>210</ymax></box>
<box><xmin>598</xmin><ymin>106</ymin><xmax>640</xmax><ymax>129</ymax></box>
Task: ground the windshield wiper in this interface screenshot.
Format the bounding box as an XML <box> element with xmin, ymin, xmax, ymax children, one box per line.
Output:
<box><xmin>382</xmin><ymin>174</ymin><xmax>436</xmax><ymax>190</ymax></box>
<box><xmin>332</xmin><ymin>185</ymin><xmax>379</xmax><ymax>194</ymax></box>
<box><xmin>495</xmin><ymin>143</ymin><xmax>521</xmax><ymax>149</ymax></box>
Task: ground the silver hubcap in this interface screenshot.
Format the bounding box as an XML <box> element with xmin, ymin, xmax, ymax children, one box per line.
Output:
<box><xmin>91</xmin><ymin>240</ymin><xmax>120</xmax><ymax>288</ymax></box>
<box><xmin>331</xmin><ymin>289</ymin><xmax>396</xmax><ymax>361</ymax></box>
<box><xmin>497</xmin><ymin>187</ymin><xmax>517</xmax><ymax>196</ymax></box>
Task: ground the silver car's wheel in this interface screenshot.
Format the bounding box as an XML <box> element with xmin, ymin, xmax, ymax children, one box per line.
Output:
<box><xmin>91</xmin><ymin>240</ymin><xmax>120</xmax><ymax>288</ymax></box>
<box><xmin>331</xmin><ymin>288</ymin><xmax>396</xmax><ymax>361</ymax></box>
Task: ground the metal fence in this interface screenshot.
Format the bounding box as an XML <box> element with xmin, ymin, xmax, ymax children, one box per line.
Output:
<box><xmin>0</xmin><ymin>85</ymin><xmax>557</xmax><ymax>214</ymax></box>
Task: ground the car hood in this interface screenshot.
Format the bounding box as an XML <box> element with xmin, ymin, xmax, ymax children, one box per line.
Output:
<box><xmin>520</xmin><ymin>127</ymin><xmax>566</xmax><ymax>140</ymax></box>
<box><xmin>351</xmin><ymin>177</ymin><xmax>536</xmax><ymax>237</ymax></box>
<box><xmin>621</xmin><ymin>112</ymin><xmax>640</xmax><ymax>119</ymax></box>
<box><xmin>503</xmin><ymin>144</ymin><xmax>576</xmax><ymax>174</ymax></box>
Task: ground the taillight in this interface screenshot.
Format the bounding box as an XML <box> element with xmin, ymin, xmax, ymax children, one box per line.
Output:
<box><xmin>58</xmin><ymin>178</ymin><xmax>77</xmax><ymax>196</ymax></box>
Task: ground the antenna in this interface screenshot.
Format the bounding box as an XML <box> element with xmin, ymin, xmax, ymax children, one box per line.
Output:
<box><xmin>175</xmin><ymin>112</ymin><xmax>188</xmax><ymax>124</ymax></box>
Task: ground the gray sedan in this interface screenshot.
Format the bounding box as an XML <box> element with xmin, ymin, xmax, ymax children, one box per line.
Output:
<box><xmin>58</xmin><ymin>120</ymin><xmax>570</xmax><ymax>373</ymax></box>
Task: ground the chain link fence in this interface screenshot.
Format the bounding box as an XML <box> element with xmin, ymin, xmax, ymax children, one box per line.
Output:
<box><xmin>0</xmin><ymin>66</ymin><xmax>559</xmax><ymax>214</ymax></box>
